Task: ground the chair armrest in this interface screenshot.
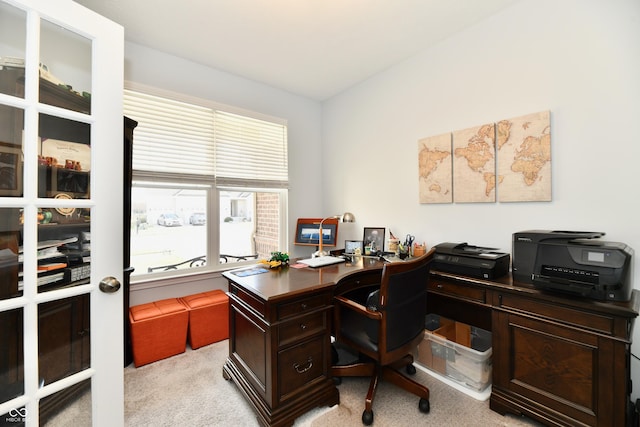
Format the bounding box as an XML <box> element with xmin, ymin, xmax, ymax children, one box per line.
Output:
<box><xmin>334</xmin><ymin>295</ymin><xmax>382</xmax><ymax>320</ymax></box>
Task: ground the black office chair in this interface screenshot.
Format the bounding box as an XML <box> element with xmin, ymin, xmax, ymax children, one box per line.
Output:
<box><xmin>331</xmin><ymin>249</ymin><xmax>435</xmax><ymax>425</ymax></box>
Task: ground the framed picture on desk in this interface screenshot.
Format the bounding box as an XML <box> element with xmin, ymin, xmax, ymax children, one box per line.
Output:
<box><xmin>294</xmin><ymin>217</ymin><xmax>339</xmax><ymax>247</ymax></box>
<box><xmin>363</xmin><ymin>227</ymin><xmax>385</xmax><ymax>252</ymax></box>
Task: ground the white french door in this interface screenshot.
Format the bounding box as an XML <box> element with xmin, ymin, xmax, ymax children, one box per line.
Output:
<box><xmin>0</xmin><ymin>0</ymin><xmax>124</xmax><ymax>425</ymax></box>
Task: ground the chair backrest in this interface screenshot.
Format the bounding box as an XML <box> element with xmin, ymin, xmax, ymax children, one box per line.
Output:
<box><xmin>377</xmin><ymin>249</ymin><xmax>434</xmax><ymax>356</ymax></box>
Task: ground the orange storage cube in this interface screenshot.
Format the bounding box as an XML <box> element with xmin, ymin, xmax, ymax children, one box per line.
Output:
<box><xmin>180</xmin><ymin>290</ymin><xmax>229</xmax><ymax>349</ymax></box>
<box><xmin>129</xmin><ymin>298</ymin><xmax>189</xmax><ymax>367</ymax></box>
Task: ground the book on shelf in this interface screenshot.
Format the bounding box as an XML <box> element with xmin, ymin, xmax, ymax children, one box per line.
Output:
<box><xmin>37</xmin><ymin>262</ymin><xmax>68</xmax><ymax>271</ymax></box>
<box><xmin>18</xmin><ymin>237</ymin><xmax>78</xmax><ymax>262</ymax></box>
<box><xmin>18</xmin><ymin>271</ymin><xmax>65</xmax><ymax>290</ymax></box>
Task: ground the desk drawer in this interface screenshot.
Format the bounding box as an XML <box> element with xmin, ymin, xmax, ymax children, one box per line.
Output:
<box><xmin>278</xmin><ymin>293</ymin><xmax>329</xmax><ymax>320</ymax></box>
<box><xmin>278</xmin><ymin>311</ymin><xmax>327</xmax><ymax>347</ymax></box>
<box><xmin>496</xmin><ymin>293</ymin><xmax>616</xmax><ymax>336</ymax></box>
<box><xmin>428</xmin><ymin>279</ymin><xmax>486</xmax><ymax>304</ymax></box>
<box><xmin>229</xmin><ymin>284</ymin><xmax>266</xmax><ymax>317</ymax></box>
<box><xmin>334</xmin><ymin>270</ymin><xmax>381</xmax><ymax>296</ymax></box>
<box><xmin>278</xmin><ymin>336</ymin><xmax>326</xmax><ymax>402</ymax></box>
<box><xmin>278</xmin><ymin>311</ymin><xmax>329</xmax><ymax>347</ymax></box>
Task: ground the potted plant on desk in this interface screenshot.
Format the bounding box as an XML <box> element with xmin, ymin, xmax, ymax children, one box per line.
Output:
<box><xmin>263</xmin><ymin>251</ymin><xmax>289</xmax><ymax>268</ymax></box>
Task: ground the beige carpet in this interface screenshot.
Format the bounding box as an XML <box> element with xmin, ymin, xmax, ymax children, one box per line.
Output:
<box><xmin>122</xmin><ymin>340</ymin><xmax>542</xmax><ymax>427</ymax></box>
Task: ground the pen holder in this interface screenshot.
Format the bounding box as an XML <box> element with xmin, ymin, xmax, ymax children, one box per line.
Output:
<box><xmin>398</xmin><ymin>248</ymin><xmax>409</xmax><ymax>260</ymax></box>
<box><xmin>388</xmin><ymin>238</ymin><xmax>399</xmax><ymax>253</ymax></box>
<box><xmin>413</xmin><ymin>245</ymin><xmax>426</xmax><ymax>257</ymax></box>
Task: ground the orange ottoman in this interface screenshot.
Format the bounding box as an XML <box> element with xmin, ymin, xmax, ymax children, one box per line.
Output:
<box><xmin>129</xmin><ymin>298</ymin><xmax>189</xmax><ymax>367</ymax></box>
<box><xmin>179</xmin><ymin>290</ymin><xmax>229</xmax><ymax>349</ymax></box>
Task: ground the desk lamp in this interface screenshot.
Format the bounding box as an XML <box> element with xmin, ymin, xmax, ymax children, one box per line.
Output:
<box><xmin>312</xmin><ymin>212</ymin><xmax>356</xmax><ymax>258</ymax></box>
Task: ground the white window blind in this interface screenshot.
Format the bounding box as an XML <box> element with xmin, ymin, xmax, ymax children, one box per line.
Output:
<box><xmin>214</xmin><ymin>110</ymin><xmax>288</xmax><ymax>187</ymax></box>
<box><xmin>123</xmin><ymin>89</ymin><xmax>288</xmax><ymax>187</ymax></box>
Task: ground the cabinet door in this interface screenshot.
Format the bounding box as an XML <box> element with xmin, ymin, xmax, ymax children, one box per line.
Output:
<box><xmin>0</xmin><ymin>1</ymin><xmax>124</xmax><ymax>425</ymax></box>
<box><xmin>492</xmin><ymin>310</ymin><xmax>627</xmax><ymax>426</ymax></box>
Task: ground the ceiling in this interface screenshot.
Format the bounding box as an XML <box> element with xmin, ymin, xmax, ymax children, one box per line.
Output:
<box><xmin>73</xmin><ymin>0</ymin><xmax>519</xmax><ymax>101</ymax></box>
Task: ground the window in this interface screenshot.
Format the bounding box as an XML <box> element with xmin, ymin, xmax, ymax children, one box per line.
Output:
<box><xmin>124</xmin><ymin>87</ymin><xmax>288</xmax><ymax>278</ymax></box>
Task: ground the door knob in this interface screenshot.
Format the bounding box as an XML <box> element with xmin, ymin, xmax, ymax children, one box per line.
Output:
<box><xmin>99</xmin><ymin>276</ymin><xmax>121</xmax><ymax>293</ymax></box>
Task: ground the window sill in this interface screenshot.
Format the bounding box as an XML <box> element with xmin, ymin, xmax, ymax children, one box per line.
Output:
<box><xmin>130</xmin><ymin>268</ymin><xmax>228</xmax><ymax>291</ymax></box>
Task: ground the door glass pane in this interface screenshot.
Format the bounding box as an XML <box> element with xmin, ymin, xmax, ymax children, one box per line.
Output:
<box><xmin>0</xmin><ymin>308</ymin><xmax>24</xmax><ymax>406</ymax></box>
<box><xmin>130</xmin><ymin>184</ymin><xmax>208</xmax><ymax>275</ymax></box>
<box><xmin>38</xmin><ymin>295</ymin><xmax>90</xmax><ymax>385</ymax></box>
<box><xmin>1</xmin><ymin>208</ymin><xmax>21</xmax><ymax>299</ymax></box>
<box><xmin>0</xmin><ymin>134</ymin><xmax>24</xmax><ymax>197</ymax></box>
<box><xmin>39</xmin><ymin>19</ymin><xmax>91</xmax><ymax>114</ymax></box>
<box><xmin>38</xmin><ymin>114</ymin><xmax>90</xmax><ymax>199</ymax></box>
<box><xmin>40</xmin><ymin>378</ymin><xmax>91</xmax><ymax>426</ymax></box>
<box><xmin>36</xmin><ymin>214</ymin><xmax>90</xmax><ymax>293</ymax></box>
<box><xmin>0</xmin><ymin>2</ymin><xmax>26</xmax><ymax>98</ymax></box>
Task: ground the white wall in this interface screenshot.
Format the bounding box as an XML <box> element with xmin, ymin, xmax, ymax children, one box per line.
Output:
<box><xmin>322</xmin><ymin>0</ymin><xmax>640</xmax><ymax>400</ymax></box>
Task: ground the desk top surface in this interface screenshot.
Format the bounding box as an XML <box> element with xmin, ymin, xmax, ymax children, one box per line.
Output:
<box><xmin>222</xmin><ymin>257</ymin><xmax>384</xmax><ymax>302</ymax></box>
<box><xmin>222</xmin><ymin>258</ymin><xmax>639</xmax><ymax>317</ymax></box>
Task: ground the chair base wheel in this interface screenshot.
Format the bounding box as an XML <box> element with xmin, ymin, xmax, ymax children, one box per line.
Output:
<box><xmin>362</xmin><ymin>409</ymin><xmax>374</xmax><ymax>425</ymax></box>
<box><xmin>419</xmin><ymin>398</ymin><xmax>430</xmax><ymax>413</ymax></box>
<box><xmin>333</xmin><ymin>376</ymin><xmax>342</xmax><ymax>385</ymax></box>
<box><xmin>406</xmin><ymin>363</ymin><xmax>416</xmax><ymax>375</ymax></box>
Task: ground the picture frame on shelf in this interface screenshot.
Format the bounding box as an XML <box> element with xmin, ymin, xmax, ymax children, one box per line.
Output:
<box><xmin>0</xmin><ymin>142</ymin><xmax>22</xmax><ymax>197</ymax></box>
<box><xmin>363</xmin><ymin>227</ymin><xmax>385</xmax><ymax>252</ymax></box>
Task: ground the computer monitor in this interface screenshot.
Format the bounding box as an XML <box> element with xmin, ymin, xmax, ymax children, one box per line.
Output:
<box><xmin>294</xmin><ymin>218</ymin><xmax>338</xmax><ymax>247</ymax></box>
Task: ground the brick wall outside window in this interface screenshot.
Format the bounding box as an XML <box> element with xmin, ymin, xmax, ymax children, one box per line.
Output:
<box><xmin>255</xmin><ymin>193</ymin><xmax>280</xmax><ymax>259</ymax></box>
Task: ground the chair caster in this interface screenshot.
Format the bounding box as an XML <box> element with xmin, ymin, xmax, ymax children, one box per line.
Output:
<box><xmin>406</xmin><ymin>363</ymin><xmax>416</xmax><ymax>375</ymax></box>
<box><xmin>419</xmin><ymin>398</ymin><xmax>430</xmax><ymax>413</ymax></box>
<box><xmin>333</xmin><ymin>377</ymin><xmax>342</xmax><ymax>385</ymax></box>
<box><xmin>362</xmin><ymin>409</ymin><xmax>374</xmax><ymax>425</ymax></box>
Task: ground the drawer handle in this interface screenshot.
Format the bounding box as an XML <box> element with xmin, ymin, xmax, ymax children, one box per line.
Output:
<box><xmin>293</xmin><ymin>357</ymin><xmax>313</xmax><ymax>374</ymax></box>
<box><xmin>300</xmin><ymin>323</ymin><xmax>307</xmax><ymax>331</ymax></box>
<box><xmin>436</xmin><ymin>284</ymin><xmax>444</xmax><ymax>289</ymax></box>
<box><xmin>300</xmin><ymin>303</ymin><xmax>308</xmax><ymax>310</ymax></box>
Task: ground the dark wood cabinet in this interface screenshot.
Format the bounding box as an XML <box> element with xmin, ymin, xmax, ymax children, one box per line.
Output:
<box><xmin>0</xmin><ymin>68</ymin><xmax>94</xmax><ymax>423</ymax></box>
<box><xmin>38</xmin><ymin>295</ymin><xmax>90</xmax><ymax>385</ymax></box>
<box><xmin>0</xmin><ymin>69</ymin><xmax>135</xmax><ymax>420</ymax></box>
<box><xmin>428</xmin><ymin>270</ymin><xmax>638</xmax><ymax>427</ymax></box>
<box><xmin>38</xmin><ymin>294</ymin><xmax>90</xmax><ymax>422</ymax></box>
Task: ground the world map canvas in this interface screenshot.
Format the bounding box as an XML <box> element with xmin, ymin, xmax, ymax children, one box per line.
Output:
<box><xmin>497</xmin><ymin>111</ymin><xmax>551</xmax><ymax>202</ymax></box>
<box><xmin>418</xmin><ymin>132</ymin><xmax>452</xmax><ymax>203</ymax></box>
<box><xmin>453</xmin><ymin>123</ymin><xmax>497</xmax><ymax>203</ymax></box>
<box><xmin>417</xmin><ymin>110</ymin><xmax>551</xmax><ymax>204</ymax></box>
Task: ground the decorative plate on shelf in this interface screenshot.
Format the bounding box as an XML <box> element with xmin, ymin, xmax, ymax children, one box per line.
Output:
<box><xmin>54</xmin><ymin>193</ymin><xmax>75</xmax><ymax>216</ymax></box>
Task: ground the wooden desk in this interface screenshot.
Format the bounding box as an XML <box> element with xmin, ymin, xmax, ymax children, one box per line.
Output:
<box><xmin>222</xmin><ymin>257</ymin><xmax>384</xmax><ymax>427</ymax></box>
<box><xmin>428</xmin><ymin>270</ymin><xmax>639</xmax><ymax>427</ymax></box>
<box><xmin>223</xmin><ymin>260</ymin><xmax>639</xmax><ymax>427</ymax></box>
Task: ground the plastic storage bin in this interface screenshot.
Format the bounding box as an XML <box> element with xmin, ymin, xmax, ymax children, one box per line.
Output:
<box><xmin>417</xmin><ymin>314</ymin><xmax>492</xmax><ymax>391</ymax></box>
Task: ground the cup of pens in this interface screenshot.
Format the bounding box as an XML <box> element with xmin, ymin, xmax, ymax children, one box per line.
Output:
<box><xmin>398</xmin><ymin>244</ymin><xmax>409</xmax><ymax>259</ymax></box>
